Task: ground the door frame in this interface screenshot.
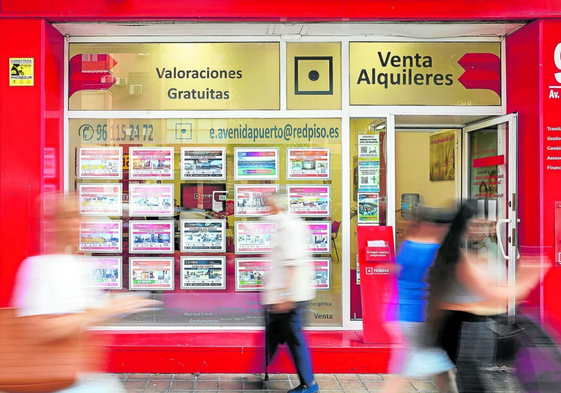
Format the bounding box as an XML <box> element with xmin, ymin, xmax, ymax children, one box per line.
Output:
<box><xmin>462</xmin><ymin>113</ymin><xmax>518</xmax><ymax>314</ymax></box>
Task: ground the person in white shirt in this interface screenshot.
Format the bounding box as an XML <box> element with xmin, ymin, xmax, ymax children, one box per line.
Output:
<box><xmin>261</xmin><ymin>193</ymin><xmax>318</xmax><ymax>393</ymax></box>
<box><xmin>12</xmin><ymin>192</ymin><xmax>160</xmax><ymax>392</ymax></box>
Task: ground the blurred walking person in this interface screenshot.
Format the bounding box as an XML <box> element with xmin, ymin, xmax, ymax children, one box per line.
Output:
<box><xmin>381</xmin><ymin>206</ymin><xmax>457</xmax><ymax>393</ymax></box>
<box><xmin>262</xmin><ymin>193</ymin><xmax>318</xmax><ymax>393</ymax></box>
<box><xmin>426</xmin><ymin>200</ymin><xmax>544</xmax><ymax>392</ymax></box>
<box><xmin>0</xmin><ymin>192</ymin><xmax>160</xmax><ymax>392</ymax></box>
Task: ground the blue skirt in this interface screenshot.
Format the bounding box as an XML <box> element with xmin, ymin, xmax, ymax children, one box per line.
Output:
<box><xmin>390</xmin><ymin>322</ymin><xmax>455</xmax><ymax>378</ymax></box>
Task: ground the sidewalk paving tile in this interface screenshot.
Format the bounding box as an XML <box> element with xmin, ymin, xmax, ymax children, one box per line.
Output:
<box><xmin>315</xmin><ymin>374</ymin><xmax>338</xmax><ymax>381</ymax></box>
<box><xmin>151</xmin><ymin>374</ymin><xmax>175</xmax><ymax>381</ymax></box>
<box><xmin>316</xmin><ymin>381</ymin><xmax>342</xmax><ymax>390</ymax></box>
<box><xmin>243</xmin><ymin>374</ymin><xmax>264</xmax><ymax>382</ymax></box>
<box><xmin>220</xmin><ymin>380</ymin><xmax>244</xmax><ymax>390</ymax></box>
<box><xmin>265</xmin><ymin>374</ymin><xmax>290</xmax><ymax>380</ymax></box>
<box><xmin>145</xmin><ymin>381</ymin><xmax>172</xmax><ymax>389</ymax></box>
<box><xmin>196</xmin><ymin>381</ymin><xmax>220</xmax><ymax>390</ymax></box>
<box><xmin>124</xmin><ymin>380</ymin><xmax>149</xmax><ymax>389</ymax></box>
<box><xmin>174</xmin><ymin>374</ymin><xmax>198</xmax><ymax>381</ymax></box>
<box><xmin>357</xmin><ymin>374</ymin><xmax>383</xmax><ymax>381</ymax></box>
<box><xmin>335</xmin><ymin>374</ymin><xmax>361</xmax><ymax>381</ymax></box>
<box><xmin>265</xmin><ymin>381</ymin><xmax>292</xmax><ymax>390</ymax></box>
<box><xmin>337</xmin><ymin>381</ymin><xmax>367</xmax><ymax>391</ymax></box>
<box><xmin>196</xmin><ymin>374</ymin><xmax>221</xmax><ymax>381</ymax></box>
<box><xmin>243</xmin><ymin>380</ymin><xmax>266</xmax><ymax>390</ymax></box>
<box><xmin>409</xmin><ymin>381</ymin><xmax>439</xmax><ymax>391</ymax></box>
<box><xmin>128</xmin><ymin>374</ymin><xmax>153</xmax><ymax>380</ymax></box>
<box><xmin>171</xmin><ymin>381</ymin><xmax>195</xmax><ymax>390</ymax></box>
<box><xmin>361</xmin><ymin>381</ymin><xmax>384</xmax><ymax>390</ymax></box>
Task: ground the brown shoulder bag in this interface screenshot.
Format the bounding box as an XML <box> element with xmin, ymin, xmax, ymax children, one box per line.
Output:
<box><xmin>0</xmin><ymin>308</ymin><xmax>106</xmax><ymax>393</ymax></box>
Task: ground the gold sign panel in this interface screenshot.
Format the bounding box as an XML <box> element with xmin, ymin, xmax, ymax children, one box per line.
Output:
<box><xmin>350</xmin><ymin>43</ymin><xmax>501</xmax><ymax>106</ymax></box>
<box><xmin>69</xmin><ymin>43</ymin><xmax>280</xmax><ymax>111</ymax></box>
<box><xmin>70</xmin><ymin>118</ymin><xmax>341</xmax><ymax>146</ymax></box>
<box><xmin>287</xmin><ymin>43</ymin><xmax>341</xmax><ymax>110</ymax></box>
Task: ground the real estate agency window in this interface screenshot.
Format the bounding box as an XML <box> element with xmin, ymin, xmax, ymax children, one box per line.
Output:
<box><xmin>68</xmin><ymin>42</ymin><xmax>343</xmax><ymax>326</ymax></box>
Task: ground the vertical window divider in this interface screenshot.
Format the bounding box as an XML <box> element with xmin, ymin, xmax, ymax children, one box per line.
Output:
<box><xmin>63</xmin><ymin>36</ymin><xmax>70</xmax><ymax>193</ymax></box>
<box><xmin>341</xmin><ymin>39</ymin><xmax>352</xmax><ymax>330</ymax></box>
<box><xmin>280</xmin><ymin>40</ymin><xmax>287</xmax><ymax>111</ymax></box>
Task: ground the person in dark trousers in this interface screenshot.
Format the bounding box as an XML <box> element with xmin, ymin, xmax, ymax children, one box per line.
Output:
<box><xmin>426</xmin><ymin>200</ymin><xmax>543</xmax><ymax>392</ymax></box>
<box><xmin>380</xmin><ymin>206</ymin><xmax>457</xmax><ymax>393</ymax></box>
<box><xmin>262</xmin><ymin>193</ymin><xmax>318</xmax><ymax>393</ymax></box>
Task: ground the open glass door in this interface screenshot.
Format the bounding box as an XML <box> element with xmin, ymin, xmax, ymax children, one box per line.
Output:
<box><xmin>462</xmin><ymin>114</ymin><xmax>518</xmax><ymax>314</ymax></box>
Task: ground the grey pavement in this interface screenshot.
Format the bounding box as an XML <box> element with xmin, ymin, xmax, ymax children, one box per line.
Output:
<box><xmin>87</xmin><ymin>371</ymin><xmax>525</xmax><ymax>392</ymax></box>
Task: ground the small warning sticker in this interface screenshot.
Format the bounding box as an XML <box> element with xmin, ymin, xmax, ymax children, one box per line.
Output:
<box><xmin>9</xmin><ymin>58</ymin><xmax>34</xmax><ymax>86</ymax></box>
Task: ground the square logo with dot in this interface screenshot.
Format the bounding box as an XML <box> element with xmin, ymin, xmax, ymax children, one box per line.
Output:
<box><xmin>294</xmin><ymin>56</ymin><xmax>333</xmax><ymax>95</ymax></box>
<box><xmin>175</xmin><ymin>122</ymin><xmax>193</xmax><ymax>140</ymax></box>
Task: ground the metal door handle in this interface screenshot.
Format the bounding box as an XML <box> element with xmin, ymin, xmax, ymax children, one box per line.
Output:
<box><xmin>496</xmin><ymin>218</ymin><xmax>511</xmax><ymax>260</ymax></box>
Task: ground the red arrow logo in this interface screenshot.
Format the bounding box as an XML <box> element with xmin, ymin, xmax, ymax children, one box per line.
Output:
<box><xmin>457</xmin><ymin>53</ymin><xmax>501</xmax><ymax>97</ymax></box>
<box><xmin>69</xmin><ymin>54</ymin><xmax>118</xmax><ymax>97</ymax></box>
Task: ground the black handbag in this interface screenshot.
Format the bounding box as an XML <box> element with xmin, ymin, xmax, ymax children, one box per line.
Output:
<box><xmin>487</xmin><ymin>314</ymin><xmax>525</xmax><ymax>364</ymax></box>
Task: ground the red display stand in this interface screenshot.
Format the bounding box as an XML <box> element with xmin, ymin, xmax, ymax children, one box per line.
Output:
<box><xmin>357</xmin><ymin>226</ymin><xmax>396</xmax><ymax>344</ymax></box>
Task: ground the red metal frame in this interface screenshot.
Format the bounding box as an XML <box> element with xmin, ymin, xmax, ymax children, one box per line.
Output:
<box><xmin>0</xmin><ymin>19</ymin><xmax>45</xmax><ymax>307</ymax></box>
<box><xmin>1</xmin><ymin>3</ymin><xmax>561</xmax><ymax>372</ymax></box>
<box><xmin>1</xmin><ymin>0</ymin><xmax>561</xmax><ymax>21</ymax></box>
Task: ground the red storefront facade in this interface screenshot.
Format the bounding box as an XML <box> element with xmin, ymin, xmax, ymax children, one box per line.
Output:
<box><xmin>2</xmin><ymin>0</ymin><xmax>561</xmax><ymax>374</ymax></box>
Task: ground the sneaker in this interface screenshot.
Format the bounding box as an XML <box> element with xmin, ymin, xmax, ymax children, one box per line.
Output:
<box><xmin>288</xmin><ymin>382</ymin><xmax>319</xmax><ymax>393</ymax></box>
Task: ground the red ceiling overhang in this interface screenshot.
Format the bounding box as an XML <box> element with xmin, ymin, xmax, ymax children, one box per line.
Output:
<box><xmin>0</xmin><ymin>0</ymin><xmax>560</xmax><ymax>22</ymax></box>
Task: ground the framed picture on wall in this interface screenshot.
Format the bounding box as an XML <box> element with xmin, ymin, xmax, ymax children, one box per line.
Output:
<box><xmin>429</xmin><ymin>130</ymin><xmax>456</xmax><ymax>181</ymax></box>
<box><xmin>235</xmin><ymin>258</ymin><xmax>272</xmax><ymax>291</ymax></box>
<box><xmin>129</xmin><ymin>147</ymin><xmax>174</xmax><ymax>180</ymax></box>
<box><xmin>287</xmin><ymin>185</ymin><xmax>331</xmax><ymax>217</ymax></box>
<box><xmin>357</xmin><ymin>192</ymin><xmax>379</xmax><ymax>225</ymax></box>
<box><xmin>234</xmin><ymin>184</ymin><xmax>279</xmax><ymax>217</ymax></box>
<box><xmin>311</xmin><ymin>258</ymin><xmax>331</xmax><ymax>290</ymax></box>
<box><xmin>234</xmin><ymin>147</ymin><xmax>279</xmax><ymax>180</ymax></box>
<box><xmin>301</xmin><ymin>221</ymin><xmax>331</xmax><ymax>254</ymax></box>
<box><xmin>358</xmin><ymin>134</ymin><xmax>380</xmax><ymax>161</ymax></box>
<box><xmin>181</xmin><ymin>147</ymin><xmax>226</xmax><ymax>180</ymax></box>
<box><xmin>235</xmin><ymin>222</ymin><xmax>276</xmax><ymax>254</ymax></box>
<box><xmin>80</xmin><ymin>256</ymin><xmax>123</xmax><ymax>290</ymax></box>
<box><xmin>129</xmin><ymin>257</ymin><xmax>174</xmax><ymax>291</ymax></box>
<box><xmin>129</xmin><ymin>220</ymin><xmax>174</xmax><ymax>254</ymax></box>
<box><xmin>180</xmin><ymin>256</ymin><xmax>226</xmax><ymax>290</ymax></box>
<box><xmin>180</xmin><ymin>219</ymin><xmax>226</xmax><ymax>253</ymax></box>
<box><xmin>286</xmin><ymin>148</ymin><xmax>330</xmax><ymax>180</ymax></box>
<box><xmin>78</xmin><ymin>183</ymin><xmax>123</xmax><ymax>216</ymax></box>
<box><xmin>79</xmin><ymin>220</ymin><xmax>122</xmax><ymax>253</ymax></box>
<box><xmin>357</xmin><ymin>161</ymin><xmax>380</xmax><ymax>193</ymax></box>
<box><xmin>77</xmin><ymin>147</ymin><xmax>123</xmax><ymax>180</ymax></box>
<box><xmin>129</xmin><ymin>184</ymin><xmax>174</xmax><ymax>217</ymax></box>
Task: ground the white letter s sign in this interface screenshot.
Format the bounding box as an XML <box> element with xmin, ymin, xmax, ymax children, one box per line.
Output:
<box><xmin>555</xmin><ymin>43</ymin><xmax>561</xmax><ymax>83</ymax></box>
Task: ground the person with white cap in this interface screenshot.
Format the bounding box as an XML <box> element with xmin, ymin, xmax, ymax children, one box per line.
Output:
<box><xmin>262</xmin><ymin>192</ymin><xmax>319</xmax><ymax>393</ymax></box>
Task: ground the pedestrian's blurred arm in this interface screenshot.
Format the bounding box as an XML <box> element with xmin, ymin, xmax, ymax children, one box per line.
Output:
<box><xmin>272</xmin><ymin>265</ymin><xmax>297</xmax><ymax>313</ymax></box>
<box><xmin>516</xmin><ymin>253</ymin><xmax>550</xmax><ymax>288</ymax></box>
<box><xmin>36</xmin><ymin>296</ymin><xmax>161</xmax><ymax>340</ymax></box>
<box><xmin>458</xmin><ymin>252</ymin><xmax>536</xmax><ymax>301</ymax></box>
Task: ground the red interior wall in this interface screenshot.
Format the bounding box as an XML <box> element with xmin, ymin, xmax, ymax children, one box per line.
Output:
<box><xmin>0</xmin><ymin>20</ymin><xmax>64</xmax><ymax>307</ymax></box>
